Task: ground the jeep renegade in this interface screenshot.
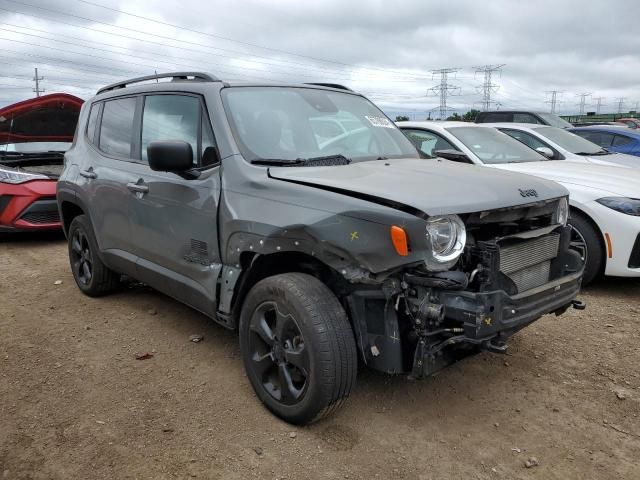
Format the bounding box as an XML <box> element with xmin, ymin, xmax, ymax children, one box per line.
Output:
<box><xmin>57</xmin><ymin>72</ymin><xmax>584</xmax><ymax>424</ymax></box>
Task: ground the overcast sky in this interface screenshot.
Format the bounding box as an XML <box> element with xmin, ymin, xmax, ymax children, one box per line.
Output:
<box><xmin>1</xmin><ymin>0</ymin><xmax>639</xmax><ymax>118</ymax></box>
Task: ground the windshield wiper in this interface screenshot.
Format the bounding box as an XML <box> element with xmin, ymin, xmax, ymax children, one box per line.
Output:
<box><xmin>251</xmin><ymin>154</ymin><xmax>351</xmax><ymax>167</ymax></box>
<box><xmin>250</xmin><ymin>158</ymin><xmax>305</xmax><ymax>166</ymax></box>
<box><xmin>575</xmin><ymin>150</ymin><xmax>609</xmax><ymax>156</ymax></box>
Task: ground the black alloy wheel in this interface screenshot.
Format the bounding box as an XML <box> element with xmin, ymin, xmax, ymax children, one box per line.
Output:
<box><xmin>247</xmin><ymin>302</ymin><xmax>310</xmax><ymax>404</ymax></box>
<box><xmin>239</xmin><ymin>273</ymin><xmax>357</xmax><ymax>425</ymax></box>
<box><xmin>70</xmin><ymin>228</ymin><xmax>93</xmax><ymax>286</ymax></box>
<box><xmin>67</xmin><ymin>215</ymin><xmax>120</xmax><ymax>296</ymax></box>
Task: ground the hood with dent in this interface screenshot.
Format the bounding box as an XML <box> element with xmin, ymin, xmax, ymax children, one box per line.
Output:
<box><xmin>0</xmin><ymin>93</ymin><xmax>83</xmax><ymax>145</ymax></box>
<box><xmin>492</xmin><ymin>160</ymin><xmax>640</xmax><ymax>197</ymax></box>
<box><xmin>269</xmin><ymin>158</ymin><xmax>567</xmax><ymax>216</ymax></box>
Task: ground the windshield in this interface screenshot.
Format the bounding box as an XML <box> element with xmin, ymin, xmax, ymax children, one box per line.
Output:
<box><xmin>536</xmin><ymin>113</ymin><xmax>574</xmax><ymax>128</ymax></box>
<box><xmin>533</xmin><ymin>126</ymin><xmax>603</xmax><ymax>154</ymax></box>
<box><xmin>221</xmin><ymin>87</ymin><xmax>419</xmax><ymax>163</ymax></box>
<box><xmin>446</xmin><ymin>126</ymin><xmax>547</xmax><ymax>164</ymax></box>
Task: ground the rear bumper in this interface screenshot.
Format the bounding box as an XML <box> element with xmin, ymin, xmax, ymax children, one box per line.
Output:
<box><xmin>0</xmin><ymin>180</ymin><xmax>61</xmax><ymax>231</ymax></box>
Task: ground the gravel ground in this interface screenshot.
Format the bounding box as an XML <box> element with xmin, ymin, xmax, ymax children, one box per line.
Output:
<box><xmin>1</xmin><ymin>232</ymin><xmax>639</xmax><ymax>480</ymax></box>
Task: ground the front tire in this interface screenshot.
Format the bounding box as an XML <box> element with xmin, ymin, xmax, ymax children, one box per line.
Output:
<box><xmin>569</xmin><ymin>212</ymin><xmax>604</xmax><ymax>285</ymax></box>
<box><xmin>239</xmin><ymin>273</ymin><xmax>357</xmax><ymax>425</ymax></box>
<box><xmin>67</xmin><ymin>215</ymin><xmax>120</xmax><ymax>296</ymax></box>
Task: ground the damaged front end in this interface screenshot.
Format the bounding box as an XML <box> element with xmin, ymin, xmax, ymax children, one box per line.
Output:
<box><xmin>347</xmin><ymin>197</ymin><xmax>584</xmax><ymax>378</ymax></box>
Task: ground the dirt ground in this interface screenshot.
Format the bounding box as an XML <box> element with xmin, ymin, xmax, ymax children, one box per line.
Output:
<box><xmin>1</xmin><ymin>232</ymin><xmax>639</xmax><ymax>480</ymax></box>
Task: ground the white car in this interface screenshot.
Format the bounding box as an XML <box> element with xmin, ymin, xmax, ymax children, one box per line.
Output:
<box><xmin>397</xmin><ymin>121</ymin><xmax>640</xmax><ymax>284</ymax></box>
<box><xmin>482</xmin><ymin>123</ymin><xmax>638</xmax><ymax>168</ymax></box>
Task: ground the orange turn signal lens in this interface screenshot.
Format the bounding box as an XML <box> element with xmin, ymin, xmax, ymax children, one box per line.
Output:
<box><xmin>390</xmin><ymin>226</ymin><xmax>409</xmax><ymax>256</ymax></box>
<box><xmin>605</xmin><ymin>233</ymin><xmax>613</xmax><ymax>259</ymax></box>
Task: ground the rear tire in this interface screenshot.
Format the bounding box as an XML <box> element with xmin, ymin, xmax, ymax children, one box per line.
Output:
<box><xmin>568</xmin><ymin>212</ymin><xmax>604</xmax><ymax>285</ymax></box>
<box><xmin>239</xmin><ymin>273</ymin><xmax>357</xmax><ymax>425</ymax></box>
<box><xmin>68</xmin><ymin>215</ymin><xmax>120</xmax><ymax>296</ymax></box>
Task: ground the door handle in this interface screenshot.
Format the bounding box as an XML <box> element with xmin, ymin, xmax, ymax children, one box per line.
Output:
<box><xmin>126</xmin><ymin>182</ymin><xmax>149</xmax><ymax>194</ymax></box>
<box><xmin>79</xmin><ymin>168</ymin><xmax>97</xmax><ymax>179</ymax></box>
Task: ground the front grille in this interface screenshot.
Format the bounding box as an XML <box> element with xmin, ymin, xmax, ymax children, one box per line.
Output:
<box><xmin>20</xmin><ymin>210</ymin><xmax>60</xmax><ymax>224</ymax></box>
<box><xmin>629</xmin><ymin>234</ymin><xmax>640</xmax><ymax>269</ymax></box>
<box><xmin>499</xmin><ymin>233</ymin><xmax>560</xmax><ymax>292</ymax></box>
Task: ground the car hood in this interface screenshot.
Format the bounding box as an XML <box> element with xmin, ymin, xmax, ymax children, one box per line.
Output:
<box><xmin>491</xmin><ymin>160</ymin><xmax>640</xmax><ymax>197</ymax></box>
<box><xmin>269</xmin><ymin>158</ymin><xmax>566</xmax><ymax>216</ymax></box>
<box><xmin>0</xmin><ymin>93</ymin><xmax>83</xmax><ymax>145</ymax></box>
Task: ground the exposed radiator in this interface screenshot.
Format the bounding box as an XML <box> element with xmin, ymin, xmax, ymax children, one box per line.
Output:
<box><xmin>499</xmin><ymin>233</ymin><xmax>560</xmax><ymax>292</ymax></box>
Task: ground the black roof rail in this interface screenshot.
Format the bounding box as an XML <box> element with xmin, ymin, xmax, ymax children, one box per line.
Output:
<box><xmin>304</xmin><ymin>83</ymin><xmax>353</xmax><ymax>92</ymax></box>
<box><xmin>97</xmin><ymin>72</ymin><xmax>220</xmax><ymax>95</ymax></box>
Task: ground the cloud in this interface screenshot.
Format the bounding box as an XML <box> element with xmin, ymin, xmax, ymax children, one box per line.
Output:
<box><xmin>0</xmin><ymin>0</ymin><xmax>638</xmax><ymax>116</ymax></box>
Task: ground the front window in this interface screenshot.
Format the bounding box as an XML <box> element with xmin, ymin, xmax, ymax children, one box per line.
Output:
<box><xmin>446</xmin><ymin>126</ymin><xmax>546</xmax><ymax>164</ymax></box>
<box><xmin>535</xmin><ymin>113</ymin><xmax>574</xmax><ymax>128</ymax></box>
<box><xmin>533</xmin><ymin>126</ymin><xmax>603</xmax><ymax>154</ymax></box>
<box><xmin>221</xmin><ymin>87</ymin><xmax>418</xmax><ymax>163</ymax></box>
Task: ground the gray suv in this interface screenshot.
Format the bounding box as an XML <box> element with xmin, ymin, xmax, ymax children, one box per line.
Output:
<box><xmin>57</xmin><ymin>72</ymin><xmax>584</xmax><ymax>424</ymax></box>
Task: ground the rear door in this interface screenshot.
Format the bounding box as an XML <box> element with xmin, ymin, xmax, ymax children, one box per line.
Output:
<box><xmin>128</xmin><ymin>93</ymin><xmax>222</xmax><ymax>316</ymax></box>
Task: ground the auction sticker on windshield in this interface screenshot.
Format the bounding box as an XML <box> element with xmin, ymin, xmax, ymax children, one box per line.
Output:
<box><xmin>365</xmin><ymin>115</ymin><xmax>395</xmax><ymax>128</ymax></box>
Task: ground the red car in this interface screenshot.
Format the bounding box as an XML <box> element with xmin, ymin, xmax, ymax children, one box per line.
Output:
<box><xmin>0</xmin><ymin>93</ymin><xmax>83</xmax><ymax>232</ymax></box>
<box><xmin>615</xmin><ymin>118</ymin><xmax>640</xmax><ymax>129</ymax></box>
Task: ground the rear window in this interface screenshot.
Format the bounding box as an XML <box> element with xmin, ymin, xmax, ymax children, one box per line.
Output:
<box><xmin>477</xmin><ymin>112</ymin><xmax>512</xmax><ymax>123</ymax></box>
<box><xmin>99</xmin><ymin>97</ymin><xmax>137</xmax><ymax>157</ymax></box>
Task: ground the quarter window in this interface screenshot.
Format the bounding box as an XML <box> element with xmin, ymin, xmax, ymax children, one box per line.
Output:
<box><xmin>99</xmin><ymin>97</ymin><xmax>137</xmax><ymax>157</ymax></box>
<box><xmin>201</xmin><ymin>114</ymin><xmax>218</xmax><ymax>167</ymax></box>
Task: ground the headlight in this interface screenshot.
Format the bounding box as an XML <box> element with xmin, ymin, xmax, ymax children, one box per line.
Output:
<box><xmin>425</xmin><ymin>215</ymin><xmax>466</xmax><ymax>263</ymax></box>
<box><xmin>597</xmin><ymin>197</ymin><xmax>640</xmax><ymax>216</ymax></box>
<box><xmin>0</xmin><ymin>166</ymin><xmax>48</xmax><ymax>184</ymax></box>
<box><xmin>555</xmin><ymin>197</ymin><xmax>569</xmax><ymax>225</ymax></box>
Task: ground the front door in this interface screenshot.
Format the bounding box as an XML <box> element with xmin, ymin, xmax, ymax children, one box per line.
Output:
<box><xmin>127</xmin><ymin>93</ymin><xmax>222</xmax><ymax>316</ymax></box>
<box><xmin>83</xmin><ymin>96</ymin><xmax>142</xmax><ymax>276</ymax></box>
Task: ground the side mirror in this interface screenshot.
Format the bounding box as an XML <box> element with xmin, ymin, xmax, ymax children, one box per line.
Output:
<box><xmin>148</xmin><ymin>140</ymin><xmax>193</xmax><ymax>173</ymax></box>
<box><xmin>434</xmin><ymin>149</ymin><xmax>472</xmax><ymax>163</ymax></box>
<box><xmin>535</xmin><ymin>146</ymin><xmax>554</xmax><ymax>159</ymax></box>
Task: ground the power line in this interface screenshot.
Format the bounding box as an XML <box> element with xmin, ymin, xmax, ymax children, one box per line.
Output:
<box><xmin>615</xmin><ymin>97</ymin><xmax>626</xmax><ymax>113</ymax></box>
<box><xmin>72</xmin><ymin>0</ymin><xmax>437</xmax><ymax>79</ymax></box>
<box><xmin>473</xmin><ymin>64</ymin><xmax>505</xmax><ymax>111</ymax></box>
<box><xmin>545</xmin><ymin>90</ymin><xmax>563</xmax><ymax>114</ymax></box>
<box><xmin>32</xmin><ymin>67</ymin><xmax>44</xmax><ymax>97</ymax></box>
<box><xmin>428</xmin><ymin>68</ymin><xmax>461</xmax><ymax>120</ymax></box>
<box><xmin>4</xmin><ymin>0</ymin><xmax>433</xmax><ymax>81</ymax></box>
<box><xmin>575</xmin><ymin>92</ymin><xmax>591</xmax><ymax>115</ymax></box>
